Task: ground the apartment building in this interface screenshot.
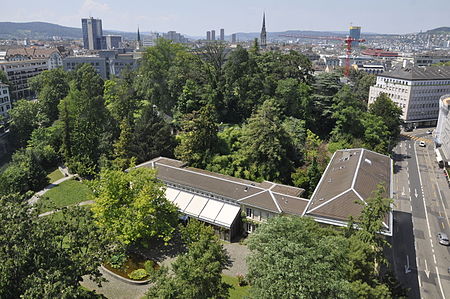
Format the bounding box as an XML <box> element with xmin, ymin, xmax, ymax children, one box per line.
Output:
<box><xmin>0</xmin><ymin>59</ymin><xmax>48</xmax><ymax>100</ymax></box>
<box><xmin>0</xmin><ymin>83</ymin><xmax>11</xmax><ymax>118</ymax></box>
<box><xmin>368</xmin><ymin>66</ymin><xmax>450</xmax><ymax>127</ymax></box>
<box><xmin>434</xmin><ymin>94</ymin><xmax>450</xmax><ymax>161</ymax></box>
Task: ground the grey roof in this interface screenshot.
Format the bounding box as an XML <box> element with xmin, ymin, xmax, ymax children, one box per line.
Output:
<box><xmin>136</xmin><ymin>157</ymin><xmax>308</xmax><ymax>215</ymax></box>
<box><xmin>304</xmin><ymin>149</ymin><xmax>392</xmax><ymax>234</ymax></box>
<box><xmin>380</xmin><ymin>66</ymin><xmax>450</xmax><ymax>81</ymax></box>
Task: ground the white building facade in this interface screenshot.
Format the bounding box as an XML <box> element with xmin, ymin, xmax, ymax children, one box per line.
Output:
<box><xmin>368</xmin><ymin>66</ymin><xmax>450</xmax><ymax>127</ymax></box>
<box><xmin>435</xmin><ymin>94</ymin><xmax>450</xmax><ymax>160</ymax></box>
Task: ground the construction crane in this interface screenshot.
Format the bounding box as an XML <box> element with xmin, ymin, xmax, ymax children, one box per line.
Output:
<box><xmin>280</xmin><ymin>34</ymin><xmax>366</xmax><ymax>77</ymax></box>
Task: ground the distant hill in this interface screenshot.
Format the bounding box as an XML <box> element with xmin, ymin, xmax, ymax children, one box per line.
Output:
<box><xmin>426</xmin><ymin>27</ymin><xmax>450</xmax><ymax>34</ymax></box>
<box><xmin>0</xmin><ymin>21</ymin><xmax>137</xmax><ymax>40</ymax></box>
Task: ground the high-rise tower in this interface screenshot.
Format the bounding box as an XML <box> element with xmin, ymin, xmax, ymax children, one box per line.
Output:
<box><xmin>82</xmin><ymin>17</ymin><xmax>103</xmax><ymax>50</ymax></box>
<box><xmin>260</xmin><ymin>13</ymin><xmax>267</xmax><ymax>49</ymax></box>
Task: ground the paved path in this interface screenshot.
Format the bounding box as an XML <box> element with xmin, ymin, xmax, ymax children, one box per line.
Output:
<box><xmin>28</xmin><ymin>169</ymin><xmax>74</xmax><ymax>205</ymax></box>
<box><xmin>38</xmin><ymin>200</ymin><xmax>95</xmax><ymax>217</ymax></box>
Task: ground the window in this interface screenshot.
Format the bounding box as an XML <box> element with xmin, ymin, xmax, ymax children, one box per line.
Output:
<box><xmin>246</xmin><ymin>208</ymin><xmax>253</xmax><ymax>218</ymax></box>
<box><xmin>246</xmin><ymin>223</ymin><xmax>256</xmax><ymax>233</ymax></box>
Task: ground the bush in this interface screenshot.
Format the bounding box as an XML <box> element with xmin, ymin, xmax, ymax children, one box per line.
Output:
<box><xmin>109</xmin><ymin>252</ymin><xmax>127</xmax><ymax>269</ymax></box>
<box><xmin>128</xmin><ymin>268</ymin><xmax>149</xmax><ymax>280</ymax></box>
<box><xmin>144</xmin><ymin>260</ymin><xmax>155</xmax><ymax>273</ymax></box>
<box><xmin>237</xmin><ymin>274</ymin><xmax>248</xmax><ymax>286</ymax></box>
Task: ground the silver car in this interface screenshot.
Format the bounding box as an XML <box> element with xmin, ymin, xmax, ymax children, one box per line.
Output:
<box><xmin>437</xmin><ymin>232</ymin><xmax>449</xmax><ymax>246</ymax></box>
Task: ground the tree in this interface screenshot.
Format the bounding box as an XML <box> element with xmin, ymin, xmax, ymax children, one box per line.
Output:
<box><xmin>246</xmin><ymin>216</ymin><xmax>352</xmax><ymax>299</ymax></box>
<box><xmin>349</xmin><ymin>70</ymin><xmax>376</xmax><ymax>105</ymax></box>
<box><xmin>368</xmin><ymin>93</ymin><xmax>403</xmax><ymax>140</ymax></box>
<box><xmin>0</xmin><ymin>148</ymin><xmax>48</xmax><ymax>196</ymax></box>
<box><xmin>30</xmin><ymin>68</ymin><xmax>70</xmax><ymax>123</ymax></box>
<box><xmin>0</xmin><ymin>198</ymin><xmax>112</xmax><ymax>298</ymax></box>
<box><xmin>134</xmin><ymin>38</ymin><xmax>186</xmax><ymax>114</ymax></box>
<box><xmin>362</xmin><ymin>114</ymin><xmax>390</xmax><ymax>154</ymax></box>
<box><xmin>8</xmin><ymin>99</ymin><xmax>47</xmax><ymax>148</ymax></box>
<box><xmin>145</xmin><ymin>220</ymin><xmax>231</xmax><ymax>299</ymax></box>
<box><xmin>59</xmin><ymin>64</ymin><xmax>109</xmax><ymax>176</ymax></box>
<box><xmin>275</xmin><ymin>78</ymin><xmax>311</xmax><ymax>119</ymax></box>
<box><xmin>175</xmin><ymin>104</ymin><xmax>219</xmax><ymax>168</ymax></box>
<box><xmin>130</xmin><ymin>105</ymin><xmax>176</xmax><ymax>164</ymax></box>
<box><xmin>236</xmin><ymin>98</ymin><xmax>294</xmax><ymax>182</ymax></box>
<box><xmin>91</xmin><ymin>167</ymin><xmax>179</xmax><ymax>246</ymax></box>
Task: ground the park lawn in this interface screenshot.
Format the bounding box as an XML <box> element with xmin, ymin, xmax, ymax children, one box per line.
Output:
<box><xmin>47</xmin><ymin>168</ymin><xmax>64</xmax><ymax>183</ymax></box>
<box><xmin>222</xmin><ymin>274</ymin><xmax>252</xmax><ymax>299</ymax></box>
<box><xmin>40</xmin><ymin>179</ymin><xmax>93</xmax><ymax>212</ymax></box>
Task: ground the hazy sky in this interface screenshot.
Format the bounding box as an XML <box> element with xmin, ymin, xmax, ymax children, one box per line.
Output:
<box><xmin>2</xmin><ymin>0</ymin><xmax>449</xmax><ymax>35</ymax></box>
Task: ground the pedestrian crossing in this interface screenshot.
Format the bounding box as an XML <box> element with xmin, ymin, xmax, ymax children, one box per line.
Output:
<box><xmin>400</xmin><ymin>133</ymin><xmax>433</xmax><ymax>144</ymax></box>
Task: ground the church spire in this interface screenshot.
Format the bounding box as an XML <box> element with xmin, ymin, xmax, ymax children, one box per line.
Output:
<box><xmin>260</xmin><ymin>12</ymin><xmax>267</xmax><ymax>49</ymax></box>
<box><xmin>137</xmin><ymin>27</ymin><xmax>141</xmax><ymax>50</ymax></box>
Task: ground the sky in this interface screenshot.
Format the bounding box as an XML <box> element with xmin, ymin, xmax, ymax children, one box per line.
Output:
<box><xmin>1</xmin><ymin>0</ymin><xmax>449</xmax><ymax>36</ymax></box>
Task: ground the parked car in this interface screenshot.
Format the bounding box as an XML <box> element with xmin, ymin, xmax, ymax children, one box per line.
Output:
<box><xmin>437</xmin><ymin>232</ymin><xmax>450</xmax><ymax>246</ymax></box>
<box><xmin>427</xmin><ymin>129</ymin><xmax>433</xmax><ymax>134</ymax></box>
<box><xmin>404</xmin><ymin>127</ymin><xmax>413</xmax><ymax>132</ymax></box>
<box><xmin>419</xmin><ymin>141</ymin><xmax>426</xmax><ymax>147</ymax></box>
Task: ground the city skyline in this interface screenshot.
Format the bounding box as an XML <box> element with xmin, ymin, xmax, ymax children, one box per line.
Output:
<box><xmin>1</xmin><ymin>0</ymin><xmax>450</xmax><ymax>36</ymax></box>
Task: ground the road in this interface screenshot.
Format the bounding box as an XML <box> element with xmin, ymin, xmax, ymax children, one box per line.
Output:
<box><xmin>392</xmin><ymin>128</ymin><xmax>450</xmax><ymax>299</ymax></box>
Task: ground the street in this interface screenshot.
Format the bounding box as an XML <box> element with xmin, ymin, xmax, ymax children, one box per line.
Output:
<box><xmin>392</xmin><ymin>128</ymin><xmax>450</xmax><ymax>299</ymax></box>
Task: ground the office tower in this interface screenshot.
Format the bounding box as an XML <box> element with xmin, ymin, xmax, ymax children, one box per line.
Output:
<box><xmin>105</xmin><ymin>35</ymin><xmax>122</xmax><ymax>49</ymax></box>
<box><xmin>211</xmin><ymin>30</ymin><xmax>216</xmax><ymax>41</ymax></box>
<box><xmin>82</xmin><ymin>17</ymin><xmax>104</xmax><ymax>50</ymax></box>
<box><xmin>207</xmin><ymin>31</ymin><xmax>211</xmax><ymax>41</ymax></box>
<box><xmin>220</xmin><ymin>29</ymin><xmax>225</xmax><ymax>41</ymax></box>
<box><xmin>231</xmin><ymin>33</ymin><xmax>237</xmax><ymax>43</ymax></box>
<box><xmin>349</xmin><ymin>26</ymin><xmax>361</xmax><ymax>47</ymax></box>
<box><xmin>260</xmin><ymin>13</ymin><xmax>267</xmax><ymax>48</ymax></box>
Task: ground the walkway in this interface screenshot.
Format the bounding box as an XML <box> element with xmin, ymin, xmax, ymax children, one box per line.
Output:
<box><xmin>28</xmin><ymin>166</ymin><xmax>74</xmax><ymax>205</ymax></box>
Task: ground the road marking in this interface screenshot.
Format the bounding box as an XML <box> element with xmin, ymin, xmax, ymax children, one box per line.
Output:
<box><xmin>414</xmin><ymin>142</ymin><xmax>446</xmax><ymax>299</ymax></box>
<box><xmin>442</xmin><ymin>222</ymin><xmax>445</xmax><ymax>229</ymax></box>
<box><xmin>402</xmin><ymin>186</ymin><xmax>405</xmax><ymax>196</ymax></box>
<box><xmin>424</xmin><ymin>259</ymin><xmax>430</xmax><ymax>278</ymax></box>
<box><xmin>415</xmin><ymin>189</ymin><xmax>418</xmax><ymax>198</ymax></box>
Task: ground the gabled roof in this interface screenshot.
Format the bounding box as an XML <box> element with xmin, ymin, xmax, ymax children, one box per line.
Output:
<box><xmin>304</xmin><ymin>148</ymin><xmax>393</xmax><ymax>235</ymax></box>
<box><xmin>136</xmin><ymin>157</ymin><xmax>308</xmax><ymax>216</ymax></box>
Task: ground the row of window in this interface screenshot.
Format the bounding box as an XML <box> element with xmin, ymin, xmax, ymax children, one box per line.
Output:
<box><xmin>409</xmin><ymin>103</ymin><xmax>439</xmax><ymax>109</ymax></box>
<box><xmin>0</xmin><ymin>105</ymin><xmax>10</xmax><ymax>112</ymax></box>
<box><xmin>0</xmin><ymin>96</ymin><xmax>10</xmax><ymax>103</ymax></box>
<box><xmin>245</xmin><ymin>207</ymin><xmax>273</xmax><ymax>222</ymax></box>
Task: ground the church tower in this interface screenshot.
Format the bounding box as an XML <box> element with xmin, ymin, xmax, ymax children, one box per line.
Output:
<box><xmin>260</xmin><ymin>13</ymin><xmax>267</xmax><ymax>49</ymax></box>
<box><xmin>137</xmin><ymin>27</ymin><xmax>141</xmax><ymax>49</ymax></box>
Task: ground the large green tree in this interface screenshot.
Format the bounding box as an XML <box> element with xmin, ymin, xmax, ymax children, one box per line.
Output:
<box><xmin>8</xmin><ymin>99</ymin><xmax>47</xmax><ymax>148</ymax></box>
<box><xmin>246</xmin><ymin>216</ymin><xmax>352</xmax><ymax>299</ymax></box>
<box><xmin>145</xmin><ymin>220</ymin><xmax>230</xmax><ymax>299</ymax></box>
<box><xmin>59</xmin><ymin>64</ymin><xmax>110</xmax><ymax>176</ymax></box>
<box><xmin>0</xmin><ymin>198</ymin><xmax>111</xmax><ymax>298</ymax></box>
<box><xmin>236</xmin><ymin>98</ymin><xmax>294</xmax><ymax>182</ymax></box>
<box><xmin>368</xmin><ymin>93</ymin><xmax>403</xmax><ymax>140</ymax></box>
<box><xmin>175</xmin><ymin>104</ymin><xmax>219</xmax><ymax>168</ymax></box>
<box><xmin>91</xmin><ymin>167</ymin><xmax>179</xmax><ymax>246</ymax></box>
<box><xmin>30</xmin><ymin>68</ymin><xmax>70</xmax><ymax>123</ymax></box>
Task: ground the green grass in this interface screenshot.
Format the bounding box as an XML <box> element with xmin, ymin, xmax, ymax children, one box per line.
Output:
<box><xmin>222</xmin><ymin>274</ymin><xmax>252</xmax><ymax>299</ymax></box>
<box><xmin>47</xmin><ymin>168</ymin><xmax>64</xmax><ymax>183</ymax></box>
<box><xmin>40</xmin><ymin>179</ymin><xmax>93</xmax><ymax>212</ymax></box>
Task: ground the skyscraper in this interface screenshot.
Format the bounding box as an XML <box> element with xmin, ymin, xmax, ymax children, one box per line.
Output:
<box><xmin>349</xmin><ymin>26</ymin><xmax>361</xmax><ymax>47</ymax></box>
<box><xmin>220</xmin><ymin>29</ymin><xmax>225</xmax><ymax>41</ymax></box>
<box><xmin>211</xmin><ymin>30</ymin><xmax>216</xmax><ymax>41</ymax></box>
<box><xmin>206</xmin><ymin>31</ymin><xmax>211</xmax><ymax>41</ymax></box>
<box><xmin>231</xmin><ymin>33</ymin><xmax>237</xmax><ymax>43</ymax></box>
<box><xmin>260</xmin><ymin>13</ymin><xmax>267</xmax><ymax>49</ymax></box>
<box><xmin>82</xmin><ymin>17</ymin><xmax>104</xmax><ymax>50</ymax></box>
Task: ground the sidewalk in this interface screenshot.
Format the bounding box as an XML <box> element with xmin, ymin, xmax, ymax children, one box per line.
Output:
<box><xmin>28</xmin><ymin>166</ymin><xmax>75</xmax><ymax>205</ymax></box>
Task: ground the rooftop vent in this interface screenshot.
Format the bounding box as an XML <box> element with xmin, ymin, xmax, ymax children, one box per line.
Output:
<box><xmin>244</xmin><ymin>186</ymin><xmax>248</xmax><ymax>192</ymax></box>
<box><xmin>364</xmin><ymin>158</ymin><xmax>372</xmax><ymax>165</ymax></box>
<box><xmin>319</xmin><ymin>198</ymin><xmax>324</xmax><ymax>201</ymax></box>
<box><xmin>328</xmin><ymin>178</ymin><xmax>332</xmax><ymax>183</ymax></box>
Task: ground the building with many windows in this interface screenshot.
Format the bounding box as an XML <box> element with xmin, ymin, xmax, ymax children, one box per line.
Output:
<box><xmin>0</xmin><ymin>83</ymin><xmax>11</xmax><ymax>118</ymax></box>
<box><xmin>368</xmin><ymin>66</ymin><xmax>450</xmax><ymax>127</ymax></box>
<box><xmin>82</xmin><ymin>17</ymin><xmax>104</xmax><ymax>50</ymax></box>
<box><xmin>0</xmin><ymin>59</ymin><xmax>48</xmax><ymax>100</ymax></box>
<box><xmin>434</xmin><ymin>94</ymin><xmax>450</xmax><ymax>162</ymax></box>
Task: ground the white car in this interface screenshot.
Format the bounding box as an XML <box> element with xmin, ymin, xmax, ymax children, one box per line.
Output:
<box><xmin>426</xmin><ymin>129</ymin><xmax>433</xmax><ymax>134</ymax></box>
<box><xmin>419</xmin><ymin>141</ymin><xmax>426</xmax><ymax>147</ymax></box>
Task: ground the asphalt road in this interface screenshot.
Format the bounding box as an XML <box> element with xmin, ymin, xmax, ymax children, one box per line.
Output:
<box><xmin>392</xmin><ymin>128</ymin><xmax>450</xmax><ymax>299</ymax></box>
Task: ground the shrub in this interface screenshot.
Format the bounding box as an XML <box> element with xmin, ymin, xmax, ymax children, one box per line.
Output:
<box><xmin>128</xmin><ymin>268</ymin><xmax>149</xmax><ymax>280</ymax></box>
<box><xmin>144</xmin><ymin>260</ymin><xmax>155</xmax><ymax>273</ymax></box>
<box><xmin>237</xmin><ymin>274</ymin><xmax>248</xmax><ymax>286</ymax></box>
<box><xmin>109</xmin><ymin>253</ymin><xmax>127</xmax><ymax>269</ymax></box>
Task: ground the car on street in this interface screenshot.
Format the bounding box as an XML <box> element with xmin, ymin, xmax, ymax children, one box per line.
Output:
<box><xmin>427</xmin><ymin>129</ymin><xmax>433</xmax><ymax>134</ymax></box>
<box><xmin>404</xmin><ymin>127</ymin><xmax>413</xmax><ymax>132</ymax></box>
<box><xmin>419</xmin><ymin>141</ymin><xmax>426</xmax><ymax>147</ymax></box>
<box><xmin>437</xmin><ymin>232</ymin><xmax>450</xmax><ymax>246</ymax></box>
